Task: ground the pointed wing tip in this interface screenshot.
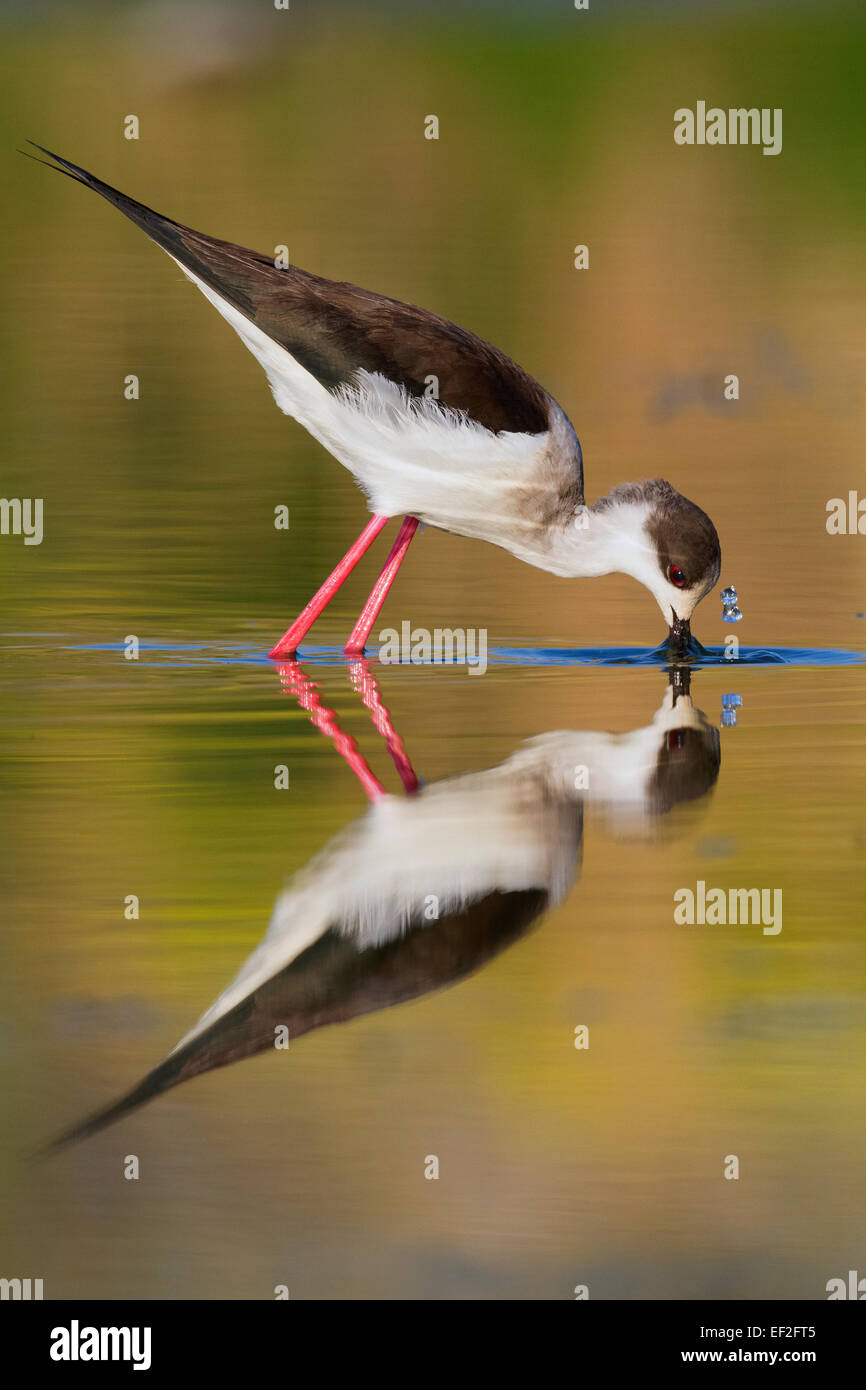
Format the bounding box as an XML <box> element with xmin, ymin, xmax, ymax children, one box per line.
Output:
<box><xmin>18</xmin><ymin>142</ymin><xmax>54</xmax><ymax>165</ymax></box>
<box><xmin>26</xmin><ymin>139</ymin><xmax>68</xmax><ymax>162</ymax></box>
<box><xmin>28</xmin><ymin>1125</ymin><xmax>82</xmax><ymax>1161</ymax></box>
<box><xmin>19</xmin><ymin>141</ymin><xmax>86</xmax><ymax>182</ymax></box>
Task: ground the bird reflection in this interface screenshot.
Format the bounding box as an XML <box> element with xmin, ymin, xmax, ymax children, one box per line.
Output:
<box><xmin>43</xmin><ymin>662</ymin><xmax>719</xmax><ymax>1152</ymax></box>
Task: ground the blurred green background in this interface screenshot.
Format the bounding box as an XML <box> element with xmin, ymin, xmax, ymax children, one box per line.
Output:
<box><xmin>0</xmin><ymin>0</ymin><xmax>864</xmax><ymax>1299</ymax></box>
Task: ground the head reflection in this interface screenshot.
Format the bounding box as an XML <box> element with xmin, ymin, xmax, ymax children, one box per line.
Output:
<box><xmin>43</xmin><ymin>662</ymin><xmax>719</xmax><ymax>1153</ymax></box>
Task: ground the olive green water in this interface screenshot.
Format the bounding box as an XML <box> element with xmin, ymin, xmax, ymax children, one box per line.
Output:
<box><xmin>1</xmin><ymin>1</ymin><xmax>864</xmax><ymax>1299</ymax></box>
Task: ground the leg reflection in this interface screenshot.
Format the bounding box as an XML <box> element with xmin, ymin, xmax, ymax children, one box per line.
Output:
<box><xmin>347</xmin><ymin>657</ymin><xmax>419</xmax><ymax>794</ymax></box>
<box><xmin>276</xmin><ymin>659</ymin><xmax>387</xmax><ymax>802</ymax></box>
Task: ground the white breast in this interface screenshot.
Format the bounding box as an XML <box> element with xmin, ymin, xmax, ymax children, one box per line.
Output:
<box><xmin>171</xmin><ymin>759</ymin><xmax>580</xmax><ymax>1050</ymax></box>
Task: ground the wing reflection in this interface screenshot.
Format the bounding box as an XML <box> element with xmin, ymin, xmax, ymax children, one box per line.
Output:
<box><xmin>42</xmin><ymin>663</ymin><xmax>719</xmax><ymax>1152</ymax></box>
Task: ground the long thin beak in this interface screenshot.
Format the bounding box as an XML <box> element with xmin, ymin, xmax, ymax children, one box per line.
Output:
<box><xmin>669</xmin><ymin>614</ymin><xmax>691</xmax><ymax>650</ymax></box>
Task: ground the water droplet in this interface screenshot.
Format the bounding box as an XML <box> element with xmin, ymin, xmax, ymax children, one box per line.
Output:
<box><xmin>721</xmin><ymin>586</ymin><xmax>738</xmax><ymax>604</ymax></box>
<box><xmin>722</xmin><ymin>606</ymin><xmax>743</xmax><ymax>623</ymax></box>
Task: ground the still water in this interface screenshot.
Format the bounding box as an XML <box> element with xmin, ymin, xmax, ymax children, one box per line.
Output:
<box><xmin>2</xmin><ymin>636</ymin><xmax>864</xmax><ymax>1298</ymax></box>
<box><xmin>1</xmin><ymin>0</ymin><xmax>865</xmax><ymax>1301</ymax></box>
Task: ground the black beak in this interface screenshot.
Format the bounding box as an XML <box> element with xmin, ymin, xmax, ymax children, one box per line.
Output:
<box><xmin>668</xmin><ymin>614</ymin><xmax>691</xmax><ymax>651</ymax></box>
<box><xmin>669</xmin><ymin>664</ymin><xmax>692</xmax><ymax>702</ymax></box>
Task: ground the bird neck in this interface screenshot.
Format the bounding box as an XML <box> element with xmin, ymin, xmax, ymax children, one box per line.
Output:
<box><xmin>547</xmin><ymin>496</ymin><xmax>655</xmax><ymax>581</ymax></box>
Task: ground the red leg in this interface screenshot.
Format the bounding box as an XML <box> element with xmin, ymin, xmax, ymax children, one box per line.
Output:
<box><xmin>268</xmin><ymin>513</ymin><xmax>390</xmax><ymax>660</ymax></box>
<box><xmin>348</xmin><ymin>657</ymin><xmax>420</xmax><ymax>794</ymax></box>
<box><xmin>344</xmin><ymin>516</ymin><xmax>419</xmax><ymax>655</ymax></box>
<box><xmin>276</xmin><ymin>660</ymin><xmax>387</xmax><ymax>801</ymax></box>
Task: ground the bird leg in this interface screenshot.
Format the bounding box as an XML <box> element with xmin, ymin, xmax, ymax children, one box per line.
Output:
<box><xmin>275</xmin><ymin>659</ymin><xmax>387</xmax><ymax>801</ymax></box>
<box><xmin>268</xmin><ymin>513</ymin><xmax>390</xmax><ymax>659</ymax></box>
<box><xmin>347</xmin><ymin>657</ymin><xmax>419</xmax><ymax>794</ymax></box>
<box><xmin>344</xmin><ymin>515</ymin><xmax>419</xmax><ymax>655</ymax></box>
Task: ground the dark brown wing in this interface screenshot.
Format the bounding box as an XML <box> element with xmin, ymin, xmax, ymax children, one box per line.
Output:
<box><xmin>28</xmin><ymin>144</ymin><xmax>551</xmax><ymax>435</ymax></box>
<box><xmin>38</xmin><ymin>888</ymin><xmax>547</xmax><ymax>1153</ymax></box>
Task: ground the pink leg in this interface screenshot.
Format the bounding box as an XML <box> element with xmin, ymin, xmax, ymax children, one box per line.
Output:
<box><xmin>276</xmin><ymin>659</ymin><xmax>387</xmax><ymax>801</ymax></box>
<box><xmin>268</xmin><ymin>514</ymin><xmax>390</xmax><ymax>660</ymax></box>
<box><xmin>344</xmin><ymin>516</ymin><xmax>419</xmax><ymax>655</ymax></box>
<box><xmin>348</xmin><ymin>657</ymin><xmax>420</xmax><ymax>794</ymax></box>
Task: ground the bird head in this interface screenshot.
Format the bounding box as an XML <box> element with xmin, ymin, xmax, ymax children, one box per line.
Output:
<box><xmin>589</xmin><ymin>480</ymin><xmax>721</xmax><ymax>649</ymax></box>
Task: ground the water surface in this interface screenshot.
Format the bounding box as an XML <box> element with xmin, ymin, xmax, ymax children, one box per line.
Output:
<box><xmin>1</xmin><ymin>0</ymin><xmax>865</xmax><ymax>1301</ymax></box>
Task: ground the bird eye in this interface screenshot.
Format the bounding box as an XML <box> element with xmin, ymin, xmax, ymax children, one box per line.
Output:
<box><xmin>668</xmin><ymin>730</ymin><xmax>685</xmax><ymax>750</ymax></box>
<box><xmin>668</xmin><ymin>564</ymin><xmax>686</xmax><ymax>588</ymax></box>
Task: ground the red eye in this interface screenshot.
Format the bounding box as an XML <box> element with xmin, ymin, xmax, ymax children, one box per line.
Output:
<box><xmin>668</xmin><ymin>564</ymin><xmax>686</xmax><ymax>588</ymax></box>
<box><xmin>669</xmin><ymin>730</ymin><xmax>685</xmax><ymax>750</ymax></box>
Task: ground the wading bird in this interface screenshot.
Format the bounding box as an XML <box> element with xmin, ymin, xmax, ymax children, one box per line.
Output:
<box><xmin>39</xmin><ymin>662</ymin><xmax>719</xmax><ymax>1152</ymax></box>
<box><xmin>27</xmin><ymin>145</ymin><xmax>721</xmax><ymax>655</ymax></box>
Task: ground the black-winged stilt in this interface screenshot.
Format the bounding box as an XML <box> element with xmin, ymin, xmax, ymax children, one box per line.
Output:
<box><xmin>26</xmin><ymin>144</ymin><xmax>721</xmax><ymax>655</ymax></box>
<box><xmin>38</xmin><ymin>661</ymin><xmax>718</xmax><ymax>1152</ymax></box>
